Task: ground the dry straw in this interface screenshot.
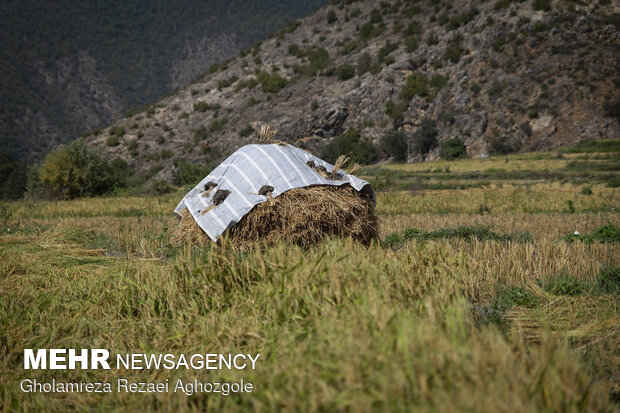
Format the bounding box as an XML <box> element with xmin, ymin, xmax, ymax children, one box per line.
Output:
<box><xmin>172</xmin><ymin>184</ymin><xmax>378</xmax><ymax>249</ymax></box>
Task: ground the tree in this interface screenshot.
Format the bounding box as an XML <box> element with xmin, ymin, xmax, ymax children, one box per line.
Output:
<box><xmin>412</xmin><ymin>119</ymin><xmax>438</xmax><ymax>155</ymax></box>
<box><xmin>381</xmin><ymin>132</ymin><xmax>409</xmax><ymax>162</ymax></box>
<box><xmin>440</xmin><ymin>138</ymin><xmax>467</xmax><ymax>160</ymax></box>
<box><xmin>320</xmin><ymin>129</ymin><xmax>378</xmax><ymax>165</ymax></box>
<box><xmin>38</xmin><ymin>139</ymin><xmax>127</xmax><ymax>199</ymax></box>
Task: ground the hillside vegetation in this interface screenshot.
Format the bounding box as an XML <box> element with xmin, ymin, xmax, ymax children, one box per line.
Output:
<box><xmin>1</xmin><ymin>146</ymin><xmax>618</xmax><ymax>411</ymax></box>
<box><xmin>87</xmin><ymin>0</ymin><xmax>620</xmax><ymax>185</ymax></box>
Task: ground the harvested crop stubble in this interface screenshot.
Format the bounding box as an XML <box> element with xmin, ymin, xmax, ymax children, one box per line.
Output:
<box><xmin>172</xmin><ymin>185</ymin><xmax>378</xmax><ymax>248</ymax></box>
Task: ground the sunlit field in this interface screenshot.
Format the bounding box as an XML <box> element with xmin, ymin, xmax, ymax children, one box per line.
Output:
<box><xmin>1</xmin><ymin>147</ymin><xmax>618</xmax><ymax>411</ymax></box>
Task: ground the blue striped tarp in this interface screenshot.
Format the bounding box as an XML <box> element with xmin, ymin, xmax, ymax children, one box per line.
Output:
<box><xmin>174</xmin><ymin>144</ymin><xmax>375</xmax><ymax>241</ymax></box>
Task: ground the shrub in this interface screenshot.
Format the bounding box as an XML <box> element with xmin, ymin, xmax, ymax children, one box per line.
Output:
<box><xmin>488</xmin><ymin>136</ymin><xmax>518</xmax><ymax>155</ymax></box>
<box><xmin>440</xmin><ymin>138</ymin><xmax>467</xmax><ymax>160</ymax></box>
<box><xmin>444</xmin><ymin>41</ymin><xmax>463</xmax><ymax>63</ymax></box>
<box><xmin>106</xmin><ymin>136</ymin><xmax>120</xmax><ymax>146</ymax></box>
<box><xmin>412</xmin><ymin>119</ymin><xmax>438</xmax><ymax>155</ymax></box>
<box><xmin>359</xmin><ymin>22</ymin><xmax>381</xmax><ymax>40</ymax></box>
<box><xmin>487</xmin><ymin>80</ymin><xmax>505</xmax><ymax>98</ymax></box>
<box><xmin>430</xmin><ymin>74</ymin><xmax>448</xmax><ymax>89</ymax></box>
<box><xmin>257</xmin><ymin>71</ymin><xmax>287</xmax><ymax>93</ymax></box>
<box><xmin>217</xmin><ymin>75</ymin><xmax>238</xmax><ymax>90</ymax></box>
<box><xmin>38</xmin><ymin>140</ymin><xmax>126</xmax><ymax>199</ymax></box>
<box><xmin>593</xmin><ymin>265</ymin><xmax>619</xmax><ymax>295</ymax></box>
<box><xmin>336</xmin><ymin>64</ymin><xmax>355</xmax><ymax>80</ymax></box>
<box><xmin>193</xmin><ymin>126</ymin><xmax>209</xmax><ymax>143</ymax></box>
<box><xmin>311</xmin><ymin>100</ymin><xmax>319</xmax><ymax>111</ymax></box>
<box><xmin>288</xmin><ymin>44</ymin><xmax>303</xmax><ymax>57</ymax></box>
<box><xmin>377</xmin><ymin>41</ymin><xmax>398</xmax><ymax>64</ymax></box>
<box><xmin>405</xmin><ymin>36</ymin><xmax>418</xmax><ymax>53</ymax></box>
<box><xmin>173</xmin><ymin>161</ymin><xmax>213</xmax><ymax>186</ymax></box>
<box><xmin>210</xmin><ymin>117</ymin><xmax>229</xmax><ymax>133</ymax></box>
<box><xmin>239</xmin><ymin>125</ymin><xmax>255</xmax><ymax>137</ymax></box>
<box><xmin>305</xmin><ymin>47</ymin><xmax>330</xmax><ymax>75</ymax></box>
<box><xmin>446</xmin><ymin>8</ymin><xmax>478</xmax><ymax>30</ymax></box>
<box><xmin>400</xmin><ymin>73</ymin><xmax>429</xmax><ymax>102</ymax></box>
<box><xmin>385</xmin><ymin>100</ymin><xmax>406</xmax><ymax>122</ymax></box>
<box><xmin>544</xmin><ymin>272</ymin><xmax>588</xmax><ymax>296</ymax></box>
<box><xmin>604</xmin><ymin>96</ymin><xmax>620</xmax><ymax>122</ymax></box>
<box><xmin>151</xmin><ymin>179</ymin><xmax>174</xmax><ymax>194</ymax></box>
<box><xmin>193</xmin><ymin>101</ymin><xmax>209</xmax><ymax>112</ymax></box>
<box><xmin>381</xmin><ymin>131</ymin><xmax>409</xmax><ymax>162</ymax></box>
<box><xmin>357</xmin><ymin>53</ymin><xmax>372</xmax><ymax>75</ymax></box>
<box><xmin>327</xmin><ymin>10</ymin><xmax>337</xmax><ymax>23</ymax></box>
<box><xmin>109</xmin><ymin>126</ymin><xmax>125</xmax><ymax>137</ymax></box>
<box><xmin>492</xmin><ymin>285</ymin><xmax>538</xmax><ymax>311</ymax></box>
<box><xmin>533</xmin><ymin>0</ymin><xmax>551</xmax><ymax>11</ymax></box>
<box><xmin>320</xmin><ymin>129</ymin><xmax>378</xmax><ymax>164</ymax></box>
<box><xmin>559</xmin><ymin>223</ymin><xmax>620</xmax><ymax>244</ymax></box>
<box><xmin>404</xmin><ymin>21</ymin><xmax>422</xmax><ymax>36</ymax></box>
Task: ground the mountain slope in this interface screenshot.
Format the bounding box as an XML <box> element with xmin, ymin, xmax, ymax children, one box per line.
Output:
<box><xmin>89</xmin><ymin>0</ymin><xmax>620</xmax><ymax>182</ymax></box>
<box><xmin>0</xmin><ymin>0</ymin><xmax>328</xmax><ymax>159</ymax></box>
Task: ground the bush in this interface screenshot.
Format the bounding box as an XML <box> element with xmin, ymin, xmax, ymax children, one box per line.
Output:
<box><xmin>412</xmin><ymin>118</ymin><xmax>438</xmax><ymax>155</ymax></box>
<box><xmin>381</xmin><ymin>131</ymin><xmax>409</xmax><ymax>162</ymax></box>
<box><xmin>173</xmin><ymin>161</ymin><xmax>213</xmax><ymax>186</ymax></box>
<box><xmin>357</xmin><ymin>53</ymin><xmax>372</xmax><ymax>75</ymax></box>
<box><xmin>533</xmin><ymin>0</ymin><xmax>551</xmax><ymax>11</ymax></box>
<box><xmin>109</xmin><ymin>126</ymin><xmax>125</xmax><ymax>137</ymax></box>
<box><xmin>151</xmin><ymin>179</ymin><xmax>174</xmax><ymax>195</ymax></box>
<box><xmin>193</xmin><ymin>126</ymin><xmax>209</xmax><ymax>143</ymax></box>
<box><xmin>405</xmin><ymin>36</ymin><xmax>418</xmax><ymax>53</ymax></box>
<box><xmin>544</xmin><ymin>272</ymin><xmax>588</xmax><ymax>296</ymax></box>
<box><xmin>106</xmin><ymin>136</ymin><xmax>120</xmax><ymax>146</ymax></box>
<box><xmin>400</xmin><ymin>73</ymin><xmax>429</xmax><ymax>102</ymax></box>
<box><xmin>440</xmin><ymin>138</ymin><xmax>467</xmax><ymax>160</ymax></box>
<box><xmin>38</xmin><ymin>140</ymin><xmax>127</xmax><ymax>199</ymax></box>
<box><xmin>193</xmin><ymin>101</ymin><xmax>209</xmax><ymax>112</ymax></box>
<box><xmin>305</xmin><ymin>47</ymin><xmax>330</xmax><ymax>75</ymax></box>
<box><xmin>385</xmin><ymin>100</ymin><xmax>406</xmax><ymax>122</ymax></box>
<box><xmin>359</xmin><ymin>22</ymin><xmax>381</xmax><ymax>40</ymax></box>
<box><xmin>444</xmin><ymin>41</ymin><xmax>463</xmax><ymax>63</ymax></box>
<box><xmin>488</xmin><ymin>136</ymin><xmax>518</xmax><ymax>155</ymax></box>
<box><xmin>210</xmin><ymin>117</ymin><xmax>229</xmax><ymax>133</ymax></box>
<box><xmin>593</xmin><ymin>265</ymin><xmax>619</xmax><ymax>295</ymax></box>
<box><xmin>320</xmin><ymin>129</ymin><xmax>378</xmax><ymax>165</ymax></box>
<box><xmin>446</xmin><ymin>8</ymin><xmax>478</xmax><ymax>30</ymax></box>
<box><xmin>377</xmin><ymin>41</ymin><xmax>398</xmax><ymax>64</ymax></box>
<box><xmin>239</xmin><ymin>125</ymin><xmax>254</xmax><ymax>137</ymax></box>
<box><xmin>256</xmin><ymin>71</ymin><xmax>287</xmax><ymax>93</ymax></box>
<box><xmin>604</xmin><ymin>96</ymin><xmax>620</xmax><ymax>122</ymax></box>
<box><xmin>336</xmin><ymin>64</ymin><xmax>355</xmax><ymax>80</ymax></box>
<box><xmin>327</xmin><ymin>10</ymin><xmax>337</xmax><ymax>23</ymax></box>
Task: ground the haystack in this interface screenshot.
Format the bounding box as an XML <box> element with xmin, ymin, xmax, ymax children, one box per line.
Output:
<box><xmin>171</xmin><ymin>130</ymin><xmax>377</xmax><ymax>249</ymax></box>
<box><xmin>173</xmin><ymin>184</ymin><xmax>377</xmax><ymax>248</ymax></box>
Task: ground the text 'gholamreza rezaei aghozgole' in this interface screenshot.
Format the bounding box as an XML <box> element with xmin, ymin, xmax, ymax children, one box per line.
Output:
<box><xmin>21</xmin><ymin>349</ymin><xmax>260</xmax><ymax>395</ymax></box>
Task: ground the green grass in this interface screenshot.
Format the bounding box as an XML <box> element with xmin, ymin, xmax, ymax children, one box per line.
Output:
<box><xmin>1</xmin><ymin>151</ymin><xmax>619</xmax><ymax>411</ymax></box>
<box><xmin>383</xmin><ymin>225</ymin><xmax>533</xmax><ymax>248</ymax></box>
<box><xmin>560</xmin><ymin>138</ymin><xmax>620</xmax><ymax>153</ymax></box>
<box><xmin>559</xmin><ymin>223</ymin><xmax>620</xmax><ymax>244</ymax></box>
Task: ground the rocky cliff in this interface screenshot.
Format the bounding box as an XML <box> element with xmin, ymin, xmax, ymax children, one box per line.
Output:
<box><xmin>89</xmin><ymin>0</ymin><xmax>620</xmax><ymax>182</ymax></box>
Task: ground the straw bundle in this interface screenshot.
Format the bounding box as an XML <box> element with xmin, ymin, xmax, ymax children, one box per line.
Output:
<box><xmin>172</xmin><ymin>184</ymin><xmax>377</xmax><ymax>249</ymax></box>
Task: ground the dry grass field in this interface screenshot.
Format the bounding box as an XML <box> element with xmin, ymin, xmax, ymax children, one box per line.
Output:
<box><xmin>0</xmin><ymin>144</ymin><xmax>618</xmax><ymax>411</ymax></box>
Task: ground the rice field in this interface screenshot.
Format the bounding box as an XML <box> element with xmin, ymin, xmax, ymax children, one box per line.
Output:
<box><xmin>0</xmin><ymin>148</ymin><xmax>618</xmax><ymax>412</ymax></box>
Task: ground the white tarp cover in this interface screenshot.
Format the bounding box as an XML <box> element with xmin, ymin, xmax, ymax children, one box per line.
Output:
<box><xmin>174</xmin><ymin>144</ymin><xmax>375</xmax><ymax>241</ymax></box>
